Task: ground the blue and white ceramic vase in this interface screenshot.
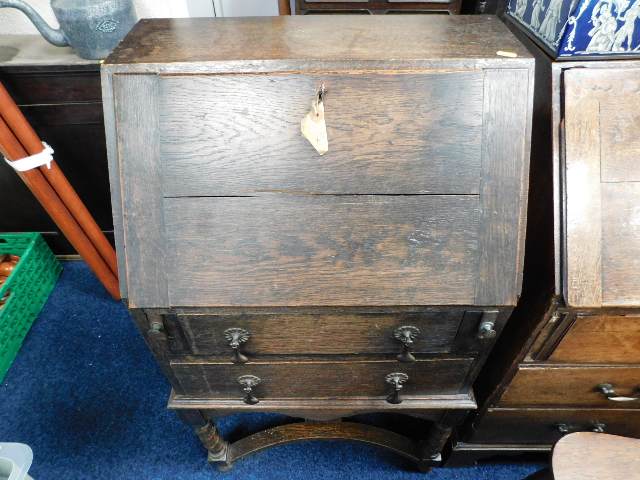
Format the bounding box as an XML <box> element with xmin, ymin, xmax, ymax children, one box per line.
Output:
<box><xmin>507</xmin><ymin>0</ymin><xmax>640</xmax><ymax>57</ymax></box>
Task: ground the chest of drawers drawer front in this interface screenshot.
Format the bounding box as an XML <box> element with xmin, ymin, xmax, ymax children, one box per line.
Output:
<box><xmin>165</xmin><ymin>195</ymin><xmax>479</xmax><ymax>307</ymax></box>
<box><xmin>549</xmin><ymin>315</ymin><xmax>640</xmax><ymax>364</ymax></box>
<box><xmin>469</xmin><ymin>408</ymin><xmax>640</xmax><ymax>445</ymax></box>
<box><xmin>171</xmin><ymin>357</ymin><xmax>473</xmax><ymax>399</ymax></box>
<box><xmin>500</xmin><ymin>366</ymin><xmax>640</xmax><ymax>408</ymax></box>
<box><xmin>160</xmin><ymin>72</ymin><xmax>483</xmax><ymax>196</ymax></box>
<box><xmin>177</xmin><ymin>311</ymin><xmax>465</xmax><ymax>357</ymax></box>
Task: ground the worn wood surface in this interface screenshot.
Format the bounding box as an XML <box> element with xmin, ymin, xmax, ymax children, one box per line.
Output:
<box><xmin>500</xmin><ymin>365</ymin><xmax>640</xmax><ymax>408</ymax></box>
<box><xmin>469</xmin><ymin>407</ymin><xmax>640</xmax><ymax>445</ymax></box>
<box><xmin>475</xmin><ymin>69</ymin><xmax>531</xmax><ymax>306</ymax></box>
<box><xmin>563</xmin><ymin>72</ymin><xmax>603</xmax><ymax>308</ymax></box>
<box><xmin>549</xmin><ymin>314</ymin><xmax>640</xmax><ymax>364</ymax></box>
<box><xmin>105</xmin><ymin>16</ymin><xmax>532</xmax><ymax>67</ymax></box>
<box><xmin>171</xmin><ymin>357</ymin><xmax>473</xmax><ymax>398</ymax></box>
<box><xmin>563</xmin><ymin>68</ymin><xmax>640</xmax><ymax>308</ymax></box>
<box><xmin>602</xmin><ymin>183</ymin><xmax>640</xmax><ymax>306</ymax></box>
<box><xmin>552</xmin><ymin>433</ymin><xmax>640</xmax><ymax>480</ymax></box>
<box><xmin>160</xmin><ymin>72</ymin><xmax>483</xmax><ymax>196</ymax></box>
<box><xmin>113</xmin><ymin>74</ymin><xmax>167</xmax><ymax>307</ymax></box>
<box><xmin>164</xmin><ymin>195</ymin><xmax>480</xmax><ymax>307</ymax></box>
<box><xmin>168</xmin><ymin>390</ymin><xmax>477</xmax><ymax>421</ymax></box>
<box><xmin>177</xmin><ymin>311</ymin><xmax>464</xmax><ymax>356</ymax></box>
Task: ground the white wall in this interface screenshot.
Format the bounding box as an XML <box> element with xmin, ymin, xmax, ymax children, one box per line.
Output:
<box><xmin>0</xmin><ymin>0</ymin><xmax>286</xmax><ymax>36</ymax></box>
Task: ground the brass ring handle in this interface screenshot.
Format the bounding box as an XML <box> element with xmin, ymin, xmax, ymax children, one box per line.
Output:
<box><xmin>238</xmin><ymin>374</ymin><xmax>261</xmax><ymax>405</ymax></box>
<box><xmin>596</xmin><ymin>383</ymin><xmax>640</xmax><ymax>402</ymax></box>
<box><xmin>224</xmin><ymin>327</ymin><xmax>250</xmax><ymax>364</ymax></box>
<box><xmin>393</xmin><ymin>326</ymin><xmax>420</xmax><ymax>362</ymax></box>
<box><xmin>385</xmin><ymin>372</ymin><xmax>409</xmax><ymax>405</ymax></box>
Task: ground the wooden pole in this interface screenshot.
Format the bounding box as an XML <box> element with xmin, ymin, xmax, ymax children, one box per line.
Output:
<box><xmin>0</xmin><ymin>82</ymin><xmax>118</xmax><ymax>278</ymax></box>
<box><xmin>0</xmin><ymin>117</ymin><xmax>120</xmax><ymax>300</ymax></box>
<box><xmin>278</xmin><ymin>0</ymin><xmax>291</xmax><ymax>15</ymax></box>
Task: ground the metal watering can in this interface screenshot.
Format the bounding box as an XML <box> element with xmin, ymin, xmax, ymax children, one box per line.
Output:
<box><xmin>0</xmin><ymin>0</ymin><xmax>137</xmax><ymax>59</ymax></box>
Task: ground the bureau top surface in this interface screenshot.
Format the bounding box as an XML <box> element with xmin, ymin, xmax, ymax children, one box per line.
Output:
<box><xmin>104</xmin><ymin>15</ymin><xmax>532</xmax><ymax>70</ymax></box>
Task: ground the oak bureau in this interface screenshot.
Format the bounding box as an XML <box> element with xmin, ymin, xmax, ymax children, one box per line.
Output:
<box><xmin>101</xmin><ymin>15</ymin><xmax>534</xmax><ymax>471</ymax></box>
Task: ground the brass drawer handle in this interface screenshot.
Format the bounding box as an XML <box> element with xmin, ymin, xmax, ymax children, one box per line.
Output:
<box><xmin>238</xmin><ymin>374</ymin><xmax>261</xmax><ymax>405</ymax></box>
<box><xmin>224</xmin><ymin>327</ymin><xmax>250</xmax><ymax>364</ymax></box>
<box><xmin>556</xmin><ymin>422</ymin><xmax>606</xmax><ymax>434</ymax></box>
<box><xmin>393</xmin><ymin>325</ymin><xmax>420</xmax><ymax>362</ymax></box>
<box><xmin>597</xmin><ymin>383</ymin><xmax>640</xmax><ymax>402</ymax></box>
<box><xmin>385</xmin><ymin>372</ymin><xmax>409</xmax><ymax>405</ymax></box>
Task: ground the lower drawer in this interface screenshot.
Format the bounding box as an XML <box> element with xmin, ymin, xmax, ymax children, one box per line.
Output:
<box><xmin>500</xmin><ymin>365</ymin><xmax>640</xmax><ymax>408</ymax></box>
<box><xmin>469</xmin><ymin>407</ymin><xmax>640</xmax><ymax>444</ymax></box>
<box><xmin>171</xmin><ymin>357</ymin><xmax>473</xmax><ymax>399</ymax></box>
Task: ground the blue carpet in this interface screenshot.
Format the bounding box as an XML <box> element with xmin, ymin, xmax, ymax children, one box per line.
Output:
<box><xmin>0</xmin><ymin>262</ymin><xmax>543</xmax><ymax>479</ymax></box>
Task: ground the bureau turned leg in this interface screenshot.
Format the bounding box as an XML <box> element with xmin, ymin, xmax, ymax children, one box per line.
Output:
<box><xmin>176</xmin><ymin>410</ymin><xmax>232</xmax><ymax>471</ymax></box>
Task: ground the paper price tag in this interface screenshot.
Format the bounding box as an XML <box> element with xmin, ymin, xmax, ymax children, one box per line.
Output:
<box><xmin>301</xmin><ymin>91</ymin><xmax>328</xmax><ymax>156</ymax></box>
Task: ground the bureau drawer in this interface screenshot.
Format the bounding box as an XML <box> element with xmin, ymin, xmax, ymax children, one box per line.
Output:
<box><xmin>500</xmin><ymin>365</ymin><xmax>640</xmax><ymax>408</ymax></box>
<box><xmin>171</xmin><ymin>357</ymin><xmax>473</xmax><ymax>399</ymax></box>
<box><xmin>176</xmin><ymin>310</ymin><xmax>478</xmax><ymax>357</ymax></box>
<box><xmin>549</xmin><ymin>315</ymin><xmax>640</xmax><ymax>364</ymax></box>
<box><xmin>469</xmin><ymin>408</ymin><xmax>640</xmax><ymax>444</ymax></box>
<box><xmin>160</xmin><ymin>72</ymin><xmax>483</xmax><ymax>196</ymax></box>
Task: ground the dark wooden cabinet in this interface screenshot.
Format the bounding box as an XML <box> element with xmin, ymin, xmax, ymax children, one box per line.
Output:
<box><xmin>296</xmin><ymin>0</ymin><xmax>462</xmax><ymax>15</ymax></box>
<box><xmin>102</xmin><ymin>16</ymin><xmax>533</xmax><ymax>471</ymax></box>
<box><xmin>0</xmin><ymin>37</ymin><xmax>112</xmax><ymax>254</ymax></box>
<box><xmin>450</xmin><ymin>17</ymin><xmax>640</xmax><ymax>464</ymax></box>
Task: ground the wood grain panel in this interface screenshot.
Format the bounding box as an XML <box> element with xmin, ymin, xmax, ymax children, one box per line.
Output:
<box><xmin>113</xmin><ymin>74</ymin><xmax>168</xmax><ymax>307</ymax></box>
<box><xmin>601</xmin><ymin>183</ymin><xmax>640</xmax><ymax>307</ymax></box>
<box><xmin>177</xmin><ymin>311</ymin><xmax>464</xmax><ymax>356</ymax></box>
<box><xmin>160</xmin><ymin>72</ymin><xmax>483</xmax><ymax>196</ymax></box>
<box><xmin>550</xmin><ymin>315</ymin><xmax>640</xmax><ymax>364</ymax></box>
<box><xmin>470</xmin><ymin>407</ymin><xmax>640</xmax><ymax>444</ymax></box>
<box><xmin>600</xmin><ymin>99</ymin><xmax>640</xmax><ymax>183</ymax></box>
<box><xmin>563</xmin><ymin>72</ymin><xmax>602</xmax><ymax>308</ymax></box>
<box><xmin>105</xmin><ymin>16</ymin><xmax>532</xmax><ymax>67</ymax></box>
<box><xmin>475</xmin><ymin>69</ymin><xmax>531</xmax><ymax>306</ymax></box>
<box><xmin>171</xmin><ymin>357</ymin><xmax>473</xmax><ymax>398</ymax></box>
<box><xmin>164</xmin><ymin>195</ymin><xmax>480</xmax><ymax>307</ymax></box>
<box><xmin>500</xmin><ymin>365</ymin><xmax>640</xmax><ymax>408</ymax></box>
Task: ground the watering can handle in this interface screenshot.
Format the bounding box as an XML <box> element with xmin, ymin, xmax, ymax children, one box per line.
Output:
<box><xmin>0</xmin><ymin>0</ymin><xmax>68</xmax><ymax>46</ymax></box>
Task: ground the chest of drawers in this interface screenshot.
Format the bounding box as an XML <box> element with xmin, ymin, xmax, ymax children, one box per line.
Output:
<box><xmin>451</xmin><ymin>18</ymin><xmax>640</xmax><ymax>464</ymax></box>
<box><xmin>102</xmin><ymin>15</ymin><xmax>533</xmax><ymax>471</ymax></box>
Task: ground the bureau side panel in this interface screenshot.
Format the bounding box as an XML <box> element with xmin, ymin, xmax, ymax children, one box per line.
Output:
<box><xmin>475</xmin><ymin>69</ymin><xmax>532</xmax><ymax>306</ymax></box>
<box><xmin>112</xmin><ymin>74</ymin><xmax>169</xmax><ymax>308</ymax></box>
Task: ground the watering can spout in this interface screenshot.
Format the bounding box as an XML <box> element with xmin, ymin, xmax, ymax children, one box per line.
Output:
<box><xmin>0</xmin><ymin>0</ymin><xmax>68</xmax><ymax>47</ymax></box>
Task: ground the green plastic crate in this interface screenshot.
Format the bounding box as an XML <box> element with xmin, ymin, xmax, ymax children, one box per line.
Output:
<box><xmin>0</xmin><ymin>233</ymin><xmax>61</xmax><ymax>381</ymax></box>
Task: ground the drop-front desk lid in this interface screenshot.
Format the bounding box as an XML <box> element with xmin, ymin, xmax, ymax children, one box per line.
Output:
<box><xmin>102</xmin><ymin>16</ymin><xmax>534</xmax><ymax>309</ymax></box>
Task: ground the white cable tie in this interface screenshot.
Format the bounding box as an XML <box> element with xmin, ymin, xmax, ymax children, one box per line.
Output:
<box><xmin>4</xmin><ymin>142</ymin><xmax>54</xmax><ymax>171</ymax></box>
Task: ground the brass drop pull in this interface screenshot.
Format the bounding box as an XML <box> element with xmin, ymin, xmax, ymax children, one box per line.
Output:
<box><xmin>393</xmin><ymin>326</ymin><xmax>420</xmax><ymax>362</ymax></box>
<box><xmin>238</xmin><ymin>375</ymin><xmax>261</xmax><ymax>405</ymax></box>
<box><xmin>477</xmin><ymin>311</ymin><xmax>499</xmax><ymax>340</ymax></box>
<box><xmin>224</xmin><ymin>327</ymin><xmax>250</xmax><ymax>364</ymax></box>
<box><xmin>596</xmin><ymin>383</ymin><xmax>640</xmax><ymax>402</ymax></box>
<box><xmin>556</xmin><ymin>422</ymin><xmax>606</xmax><ymax>434</ymax></box>
<box><xmin>385</xmin><ymin>372</ymin><xmax>409</xmax><ymax>405</ymax></box>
